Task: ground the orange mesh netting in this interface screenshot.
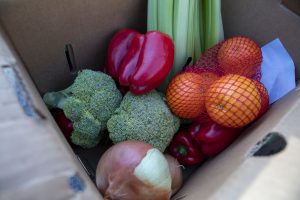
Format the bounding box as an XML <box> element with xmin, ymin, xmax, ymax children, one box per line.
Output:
<box><xmin>166</xmin><ymin>71</ymin><xmax>220</xmax><ymax>120</ymax></box>
<box><xmin>167</xmin><ymin>37</ymin><xmax>266</xmax><ymax>124</ymax></box>
<box><xmin>182</xmin><ymin>43</ymin><xmax>223</xmax><ymax>122</ymax></box>
<box><xmin>217</xmin><ymin>36</ymin><xmax>262</xmax><ymax>78</ymax></box>
<box><xmin>205</xmin><ymin>74</ymin><xmax>262</xmax><ymax>128</ymax></box>
<box><xmin>185</xmin><ymin>39</ymin><xmax>262</xmax><ymax>81</ymax></box>
<box><xmin>185</xmin><ymin>42</ymin><xmax>224</xmax><ymax>76</ymax></box>
<box><xmin>252</xmin><ymin>80</ymin><xmax>269</xmax><ymax>117</ymax></box>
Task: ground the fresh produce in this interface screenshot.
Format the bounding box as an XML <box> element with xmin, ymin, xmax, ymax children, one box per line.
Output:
<box><xmin>186</xmin><ymin>41</ymin><xmax>224</xmax><ymax>76</ymax></box>
<box><xmin>107</xmin><ymin>90</ymin><xmax>180</xmax><ymax>152</ymax></box>
<box><xmin>147</xmin><ymin>0</ymin><xmax>158</xmax><ymax>31</ymax></box>
<box><xmin>50</xmin><ymin>108</ymin><xmax>73</xmax><ymax>141</ymax></box>
<box><xmin>96</xmin><ymin>140</ymin><xmax>182</xmax><ymax>200</ymax></box>
<box><xmin>252</xmin><ymin>80</ymin><xmax>270</xmax><ymax>116</ymax></box>
<box><xmin>165</xmin><ymin>154</ymin><xmax>183</xmax><ymax>195</ymax></box>
<box><xmin>193</xmin><ymin>0</ymin><xmax>203</xmax><ymax>60</ymax></box>
<box><xmin>170</xmin><ymin>0</ymin><xmax>190</xmax><ymax>82</ymax></box>
<box><xmin>167</xmin><ymin>130</ymin><xmax>206</xmax><ymax>165</ymax></box>
<box><xmin>43</xmin><ymin>70</ymin><xmax>122</xmax><ymax>148</ymax></box>
<box><xmin>157</xmin><ymin>0</ymin><xmax>173</xmax><ymax>38</ymax></box>
<box><xmin>148</xmin><ymin>0</ymin><xmax>224</xmax><ymax>91</ymax></box>
<box><xmin>218</xmin><ymin>36</ymin><xmax>262</xmax><ymax>78</ymax></box>
<box><xmin>203</xmin><ymin>0</ymin><xmax>224</xmax><ymax>50</ymax></box>
<box><xmin>167</xmin><ymin>121</ymin><xmax>241</xmax><ymax>164</ymax></box>
<box><xmin>188</xmin><ymin>122</ymin><xmax>242</xmax><ymax>156</ymax></box>
<box><xmin>166</xmin><ymin>71</ymin><xmax>220</xmax><ymax>119</ymax></box>
<box><xmin>105</xmin><ymin>29</ymin><xmax>137</xmax><ymax>80</ymax></box>
<box><xmin>106</xmin><ymin>29</ymin><xmax>174</xmax><ymax>95</ymax></box>
<box><xmin>205</xmin><ymin>74</ymin><xmax>262</xmax><ymax>128</ymax></box>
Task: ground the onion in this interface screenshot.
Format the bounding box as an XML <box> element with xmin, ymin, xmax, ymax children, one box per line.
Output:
<box><xmin>165</xmin><ymin>154</ymin><xmax>183</xmax><ymax>195</ymax></box>
<box><xmin>96</xmin><ymin>140</ymin><xmax>182</xmax><ymax>200</ymax></box>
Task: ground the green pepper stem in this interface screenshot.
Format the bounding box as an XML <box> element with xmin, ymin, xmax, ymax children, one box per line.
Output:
<box><xmin>178</xmin><ymin>145</ymin><xmax>188</xmax><ymax>156</ymax></box>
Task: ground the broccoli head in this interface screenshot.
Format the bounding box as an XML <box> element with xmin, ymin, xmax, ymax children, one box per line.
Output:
<box><xmin>107</xmin><ymin>90</ymin><xmax>180</xmax><ymax>152</ymax></box>
<box><xmin>43</xmin><ymin>70</ymin><xmax>122</xmax><ymax>148</ymax></box>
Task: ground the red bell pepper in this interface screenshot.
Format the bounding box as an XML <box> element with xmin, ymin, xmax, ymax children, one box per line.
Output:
<box><xmin>167</xmin><ymin>131</ymin><xmax>206</xmax><ymax>165</ymax></box>
<box><xmin>51</xmin><ymin>108</ymin><xmax>73</xmax><ymax>142</ymax></box>
<box><xmin>188</xmin><ymin>122</ymin><xmax>242</xmax><ymax>157</ymax></box>
<box><xmin>106</xmin><ymin>29</ymin><xmax>174</xmax><ymax>95</ymax></box>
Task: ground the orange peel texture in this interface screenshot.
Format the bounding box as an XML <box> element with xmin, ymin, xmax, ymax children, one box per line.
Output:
<box><xmin>166</xmin><ymin>72</ymin><xmax>219</xmax><ymax>119</ymax></box>
<box><xmin>205</xmin><ymin>74</ymin><xmax>262</xmax><ymax>128</ymax></box>
<box><xmin>218</xmin><ymin>36</ymin><xmax>262</xmax><ymax>78</ymax></box>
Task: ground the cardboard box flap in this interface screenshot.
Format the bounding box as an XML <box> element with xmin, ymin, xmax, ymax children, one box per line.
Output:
<box><xmin>0</xmin><ymin>27</ymin><xmax>102</xmax><ymax>200</ymax></box>
<box><xmin>210</xmin><ymin>137</ymin><xmax>300</xmax><ymax>200</ymax></box>
<box><xmin>0</xmin><ymin>0</ymin><xmax>147</xmax><ymax>94</ymax></box>
<box><xmin>1</xmin><ymin>1</ymin><xmax>300</xmax><ymax>199</ymax></box>
<box><xmin>173</xmin><ymin>85</ymin><xmax>300</xmax><ymax>200</ymax></box>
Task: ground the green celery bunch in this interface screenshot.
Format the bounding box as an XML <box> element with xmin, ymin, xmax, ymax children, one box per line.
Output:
<box><xmin>147</xmin><ymin>0</ymin><xmax>224</xmax><ymax>92</ymax></box>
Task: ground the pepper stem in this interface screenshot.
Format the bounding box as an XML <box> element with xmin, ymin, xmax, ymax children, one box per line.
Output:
<box><xmin>177</xmin><ymin>145</ymin><xmax>188</xmax><ymax>156</ymax></box>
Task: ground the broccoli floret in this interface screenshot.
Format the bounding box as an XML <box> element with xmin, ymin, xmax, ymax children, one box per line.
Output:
<box><xmin>43</xmin><ymin>70</ymin><xmax>122</xmax><ymax>148</ymax></box>
<box><xmin>107</xmin><ymin>90</ymin><xmax>180</xmax><ymax>152</ymax></box>
<box><xmin>63</xmin><ymin>97</ymin><xmax>85</xmax><ymax>121</ymax></box>
<box><xmin>71</xmin><ymin>131</ymin><xmax>101</xmax><ymax>149</ymax></box>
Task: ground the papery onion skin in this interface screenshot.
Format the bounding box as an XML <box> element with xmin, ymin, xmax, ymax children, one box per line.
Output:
<box><xmin>96</xmin><ymin>140</ymin><xmax>173</xmax><ymax>200</ymax></box>
<box><xmin>165</xmin><ymin>154</ymin><xmax>183</xmax><ymax>195</ymax></box>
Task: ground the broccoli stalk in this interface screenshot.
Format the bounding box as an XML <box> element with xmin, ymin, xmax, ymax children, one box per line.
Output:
<box><xmin>107</xmin><ymin>90</ymin><xmax>180</xmax><ymax>152</ymax></box>
<box><xmin>43</xmin><ymin>70</ymin><xmax>122</xmax><ymax>148</ymax></box>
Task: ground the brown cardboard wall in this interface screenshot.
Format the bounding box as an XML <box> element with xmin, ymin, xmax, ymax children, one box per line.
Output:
<box><xmin>282</xmin><ymin>0</ymin><xmax>300</xmax><ymax>16</ymax></box>
<box><xmin>0</xmin><ymin>0</ymin><xmax>147</xmax><ymax>94</ymax></box>
<box><xmin>1</xmin><ymin>1</ymin><xmax>300</xmax><ymax>199</ymax></box>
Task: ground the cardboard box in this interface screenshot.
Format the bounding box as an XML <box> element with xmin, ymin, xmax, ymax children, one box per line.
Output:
<box><xmin>0</xmin><ymin>0</ymin><xmax>300</xmax><ymax>199</ymax></box>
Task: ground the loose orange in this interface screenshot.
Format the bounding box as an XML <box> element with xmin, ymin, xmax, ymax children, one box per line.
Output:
<box><xmin>166</xmin><ymin>72</ymin><xmax>219</xmax><ymax>119</ymax></box>
<box><xmin>205</xmin><ymin>74</ymin><xmax>262</xmax><ymax>128</ymax></box>
<box><xmin>218</xmin><ymin>36</ymin><xmax>262</xmax><ymax>78</ymax></box>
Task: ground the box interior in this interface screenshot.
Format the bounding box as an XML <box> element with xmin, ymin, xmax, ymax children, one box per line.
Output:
<box><xmin>1</xmin><ymin>0</ymin><xmax>300</xmax><ymax>199</ymax></box>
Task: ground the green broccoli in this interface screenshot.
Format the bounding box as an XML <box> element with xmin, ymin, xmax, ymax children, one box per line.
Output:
<box><xmin>43</xmin><ymin>70</ymin><xmax>122</xmax><ymax>148</ymax></box>
<box><xmin>107</xmin><ymin>90</ymin><xmax>180</xmax><ymax>152</ymax></box>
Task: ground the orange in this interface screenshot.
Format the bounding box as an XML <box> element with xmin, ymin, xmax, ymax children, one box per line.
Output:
<box><xmin>252</xmin><ymin>80</ymin><xmax>269</xmax><ymax>116</ymax></box>
<box><xmin>205</xmin><ymin>74</ymin><xmax>261</xmax><ymax>128</ymax></box>
<box><xmin>166</xmin><ymin>72</ymin><xmax>219</xmax><ymax>119</ymax></box>
<box><xmin>218</xmin><ymin>36</ymin><xmax>262</xmax><ymax>78</ymax></box>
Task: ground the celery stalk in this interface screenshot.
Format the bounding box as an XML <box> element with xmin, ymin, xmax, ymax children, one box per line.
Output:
<box><xmin>203</xmin><ymin>0</ymin><xmax>224</xmax><ymax>50</ymax></box>
<box><xmin>187</xmin><ymin>0</ymin><xmax>196</xmax><ymax>63</ymax></box>
<box><xmin>211</xmin><ymin>0</ymin><xmax>224</xmax><ymax>45</ymax></box>
<box><xmin>150</xmin><ymin>0</ymin><xmax>224</xmax><ymax>92</ymax></box>
<box><xmin>171</xmin><ymin>0</ymin><xmax>189</xmax><ymax>77</ymax></box>
<box><xmin>158</xmin><ymin>0</ymin><xmax>189</xmax><ymax>92</ymax></box>
<box><xmin>203</xmin><ymin>0</ymin><xmax>212</xmax><ymax>50</ymax></box>
<box><xmin>147</xmin><ymin>0</ymin><xmax>158</xmax><ymax>31</ymax></box>
<box><xmin>157</xmin><ymin>0</ymin><xmax>173</xmax><ymax>38</ymax></box>
<box><xmin>217</xmin><ymin>0</ymin><xmax>224</xmax><ymax>42</ymax></box>
<box><xmin>199</xmin><ymin>0</ymin><xmax>205</xmax><ymax>53</ymax></box>
<box><xmin>194</xmin><ymin>0</ymin><xmax>203</xmax><ymax>61</ymax></box>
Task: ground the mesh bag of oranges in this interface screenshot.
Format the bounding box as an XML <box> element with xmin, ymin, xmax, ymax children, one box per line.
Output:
<box><xmin>166</xmin><ymin>36</ymin><xmax>269</xmax><ymax>128</ymax></box>
<box><xmin>204</xmin><ymin>74</ymin><xmax>268</xmax><ymax>128</ymax></box>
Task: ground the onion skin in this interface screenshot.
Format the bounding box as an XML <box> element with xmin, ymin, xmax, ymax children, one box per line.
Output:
<box><xmin>96</xmin><ymin>140</ymin><xmax>172</xmax><ymax>200</ymax></box>
<box><xmin>165</xmin><ymin>154</ymin><xmax>183</xmax><ymax>195</ymax></box>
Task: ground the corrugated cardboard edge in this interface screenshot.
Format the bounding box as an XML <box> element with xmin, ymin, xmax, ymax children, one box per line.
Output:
<box><xmin>173</xmin><ymin>85</ymin><xmax>300</xmax><ymax>200</ymax></box>
<box><xmin>0</xmin><ymin>26</ymin><xmax>103</xmax><ymax>199</ymax></box>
